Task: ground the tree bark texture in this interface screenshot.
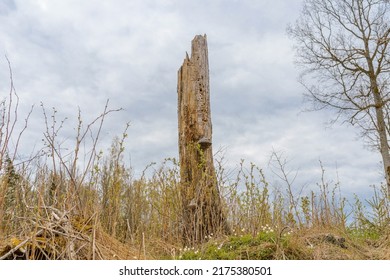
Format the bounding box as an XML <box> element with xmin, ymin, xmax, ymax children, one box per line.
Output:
<box><xmin>177</xmin><ymin>34</ymin><xmax>229</xmax><ymax>245</ymax></box>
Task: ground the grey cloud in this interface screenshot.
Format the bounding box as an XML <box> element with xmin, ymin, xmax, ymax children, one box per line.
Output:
<box><xmin>0</xmin><ymin>0</ymin><xmax>16</xmax><ymax>16</ymax></box>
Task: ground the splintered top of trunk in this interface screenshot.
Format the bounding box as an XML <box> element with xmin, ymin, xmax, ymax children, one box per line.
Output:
<box><xmin>190</xmin><ymin>34</ymin><xmax>209</xmax><ymax>77</ymax></box>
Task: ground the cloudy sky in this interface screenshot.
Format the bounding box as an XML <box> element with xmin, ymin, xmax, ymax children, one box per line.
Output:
<box><xmin>0</xmin><ymin>0</ymin><xmax>384</xmax><ymax>200</ymax></box>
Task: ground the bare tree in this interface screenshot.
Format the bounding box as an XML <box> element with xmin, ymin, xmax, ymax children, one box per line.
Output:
<box><xmin>288</xmin><ymin>0</ymin><xmax>390</xmax><ymax>192</ymax></box>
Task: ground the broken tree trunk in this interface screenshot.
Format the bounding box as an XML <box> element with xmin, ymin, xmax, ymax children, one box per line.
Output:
<box><xmin>177</xmin><ymin>34</ymin><xmax>229</xmax><ymax>245</ymax></box>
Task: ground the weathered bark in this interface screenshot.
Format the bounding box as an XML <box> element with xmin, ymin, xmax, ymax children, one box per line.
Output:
<box><xmin>177</xmin><ymin>34</ymin><xmax>229</xmax><ymax>245</ymax></box>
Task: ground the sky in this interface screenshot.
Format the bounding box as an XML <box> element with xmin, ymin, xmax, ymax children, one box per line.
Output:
<box><xmin>0</xmin><ymin>0</ymin><xmax>384</xmax><ymax>201</ymax></box>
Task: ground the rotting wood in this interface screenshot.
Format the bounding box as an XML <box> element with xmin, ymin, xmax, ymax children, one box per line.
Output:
<box><xmin>177</xmin><ymin>34</ymin><xmax>230</xmax><ymax>245</ymax></box>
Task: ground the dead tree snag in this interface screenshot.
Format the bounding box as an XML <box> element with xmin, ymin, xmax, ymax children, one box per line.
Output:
<box><xmin>177</xmin><ymin>34</ymin><xmax>229</xmax><ymax>245</ymax></box>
